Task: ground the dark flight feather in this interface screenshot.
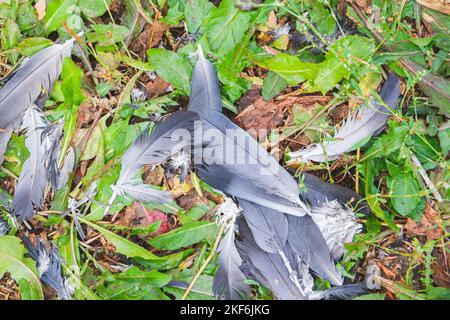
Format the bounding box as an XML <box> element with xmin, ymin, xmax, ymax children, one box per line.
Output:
<box><xmin>12</xmin><ymin>107</ymin><xmax>52</xmax><ymax>219</ymax></box>
<box><xmin>213</xmin><ymin>216</ymin><xmax>251</xmax><ymax>300</ymax></box>
<box><xmin>188</xmin><ymin>46</ymin><xmax>222</xmax><ymax>113</ymax></box>
<box><xmin>0</xmin><ymin>38</ymin><xmax>74</xmax><ymax>130</ymax></box>
<box><xmin>236</xmin><ymin>216</ymin><xmax>306</xmax><ymax>300</ymax></box>
<box><xmin>300</xmin><ymin>172</ymin><xmax>369</xmax><ymax>214</ymax></box>
<box><xmin>193</xmin><ymin>110</ymin><xmax>309</xmax><ymax>216</ymax></box>
<box><xmin>289</xmin><ymin>74</ymin><xmax>401</xmax><ymax>163</ymax></box>
<box><xmin>23</xmin><ymin>237</ymin><xmax>73</xmax><ymax>300</ymax></box>
<box><xmin>238</xmin><ymin>198</ymin><xmax>289</xmax><ymax>254</ymax></box>
<box><xmin>318</xmin><ymin>282</ymin><xmax>368</xmax><ymax>300</ymax></box>
<box><xmin>287</xmin><ymin>214</ymin><xmax>343</xmax><ymax>286</ymax></box>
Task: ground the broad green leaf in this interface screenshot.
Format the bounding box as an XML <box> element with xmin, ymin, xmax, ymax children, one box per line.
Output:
<box><xmin>79</xmin><ymin>0</ymin><xmax>112</xmax><ymax>18</ymax></box>
<box><xmin>80</xmin><ymin>218</ymin><xmax>166</xmax><ymax>262</ymax></box>
<box><xmin>148</xmin><ymin>221</ymin><xmax>217</xmax><ymax>250</ymax></box>
<box><xmin>43</xmin><ymin>0</ymin><xmax>77</xmax><ymax>35</ymax></box>
<box><xmin>204</xmin><ymin>0</ymin><xmax>256</xmax><ymax>58</ymax></box>
<box><xmin>60</xmin><ymin>58</ymin><xmax>85</xmax><ymax>166</ymax></box>
<box><xmin>97</xmin><ymin>267</ymin><xmax>171</xmax><ymax>300</ymax></box>
<box><xmin>0</xmin><ymin>236</ymin><xmax>43</xmax><ymax>300</ymax></box>
<box><xmin>360</xmin><ymin>158</ymin><xmax>399</xmax><ymax>231</ymax></box>
<box><xmin>256</xmin><ymin>53</ymin><xmax>317</xmax><ymax>85</ymax></box>
<box><xmin>16</xmin><ymin>3</ymin><xmax>39</xmax><ymax>32</ymax></box>
<box><xmin>135</xmin><ymin>249</ymin><xmax>194</xmax><ymax>271</ymax></box>
<box><xmin>386</xmin><ymin>166</ymin><xmax>425</xmax><ymax>220</ymax></box>
<box><xmin>438</xmin><ymin>129</ymin><xmax>450</xmax><ymax>156</ymax></box>
<box><xmin>0</xmin><ymin>19</ymin><xmax>20</xmax><ymax>64</ymax></box>
<box><xmin>262</xmin><ymin>71</ymin><xmax>287</xmax><ymax>100</ymax></box>
<box><xmin>3</xmin><ymin>134</ymin><xmax>29</xmax><ymax>177</ymax></box>
<box><xmin>184</xmin><ymin>0</ymin><xmax>213</xmax><ymax>34</ymax></box>
<box><xmin>87</xmin><ymin>23</ymin><xmax>130</xmax><ymax>46</ymax></box>
<box><xmin>160</xmin><ymin>2</ymin><xmax>184</xmax><ymax>25</ymax></box>
<box><xmin>165</xmin><ymin>274</ymin><xmax>214</xmax><ymax>300</ymax></box>
<box><xmin>147</xmin><ymin>48</ymin><xmax>192</xmax><ymax>94</ymax></box>
<box><xmin>353</xmin><ymin>293</ymin><xmax>386</xmax><ymax>300</ymax></box>
<box><xmin>17</xmin><ymin>37</ymin><xmax>53</xmax><ymax>56</ymax></box>
<box><xmin>312</xmin><ymin>35</ymin><xmax>375</xmax><ymax>94</ymax></box>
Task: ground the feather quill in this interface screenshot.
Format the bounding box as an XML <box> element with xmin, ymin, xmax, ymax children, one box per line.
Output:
<box><xmin>289</xmin><ymin>74</ymin><xmax>401</xmax><ymax>163</ymax></box>
<box><xmin>12</xmin><ymin>106</ymin><xmax>52</xmax><ymax>219</ymax></box>
<box><xmin>0</xmin><ymin>38</ymin><xmax>75</xmax><ymax>130</ymax></box>
<box><xmin>188</xmin><ymin>45</ymin><xmax>222</xmax><ymax>113</ymax></box>
<box><xmin>105</xmin><ymin>110</ymin><xmax>199</xmax><ymax>214</ymax></box>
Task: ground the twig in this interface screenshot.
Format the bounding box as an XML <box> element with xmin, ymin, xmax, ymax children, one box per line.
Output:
<box><xmin>181</xmin><ymin>222</ymin><xmax>226</xmax><ymax>300</ymax></box>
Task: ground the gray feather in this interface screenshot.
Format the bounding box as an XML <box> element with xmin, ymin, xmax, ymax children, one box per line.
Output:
<box><xmin>287</xmin><ymin>214</ymin><xmax>343</xmax><ymax>286</ymax></box>
<box><xmin>188</xmin><ymin>46</ymin><xmax>222</xmax><ymax>113</ymax></box>
<box><xmin>23</xmin><ymin>237</ymin><xmax>74</xmax><ymax>300</ymax></box>
<box><xmin>111</xmin><ymin>183</ymin><xmax>173</xmax><ymax>204</ymax></box>
<box><xmin>12</xmin><ymin>107</ymin><xmax>51</xmax><ymax>219</ymax></box>
<box><xmin>238</xmin><ymin>199</ymin><xmax>288</xmax><ymax>254</ymax></box>
<box><xmin>237</xmin><ymin>216</ymin><xmax>305</xmax><ymax>300</ymax></box>
<box><xmin>300</xmin><ymin>173</ymin><xmax>369</xmax><ymax>214</ymax></box>
<box><xmin>289</xmin><ymin>74</ymin><xmax>401</xmax><ymax>163</ymax></box>
<box><xmin>213</xmin><ymin>217</ymin><xmax>251</xmax><ymax>300</ymax></box>
<box><xmin>194</xmin><ymin>110</ymin><xmax>308</xmax><ymax>216</ymax></box>
<box><xmin>106</xmin><ymin>110</ymin><xmax>199</xmax><ymax>214</ymax></box>
<box><xmin>317</xmin><ymin>282</ymin><xmax>368</xmax><ymax>300</ymax></box>
<box><xmin>0</xmin><ymin>39</ymin><xmax>74</xmax><ymax>130</ymax></box>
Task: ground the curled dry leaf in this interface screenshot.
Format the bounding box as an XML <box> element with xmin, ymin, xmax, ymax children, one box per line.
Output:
<box><xmin>404</xmin><ymin>203</ymin><xmax>443</xmax><ymax>240</ymax></box>
<box><xmin>145</xmin><ymin>77</ymin><xmax>171</xmax><ymax>98</ymax></box>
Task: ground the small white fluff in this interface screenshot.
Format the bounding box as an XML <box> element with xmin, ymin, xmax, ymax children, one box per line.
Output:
<box><xmin>310</xmin><ymin>200</ymin><xmax>362</xmax><ymax>261</ymax></box>
<box><xmin>216</xmin><ymin>197</ymin><xmax>241</xmax><ymax>226</ymax></box>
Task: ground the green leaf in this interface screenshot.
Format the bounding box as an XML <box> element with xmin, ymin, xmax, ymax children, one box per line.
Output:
<box><xmin>0</xmin><ymin>236</ymin><xmax>43</xmax><ymax>300</ymax></box>
<box><xmin>255</xmin><ymin>53</ymin><xmax>317</xmax><ymax>86</ymax></box>
<box><xmin>16</xmin><ymin>37</ymin><xmax>53</xmax><ymax>56</ymax></box>
<box><xmin>60</xmin><ymin>58</ymin><xmax>85</xmax><ymax>165</ymax></box>
<box><xmin>79</xmin><ymin>0</ymin><xmax>112</xmax><ymax>18</ymax></box>
<box><xmin>3</xmin><ymin>134</ymin><xmax>29</xmax><ymax>177</ymax></box>
<box><xmin>386</xmin><ymin>165</ymin><xmax>425</xmax><ymax>219</ymax></box>
<box><xmin>148</xmin><ymin>221</ymin><xmax>217</xmax><ymax>250</ymax></box>
<box><xmin>0</xmin><ymin>19</ymin><xmax>20</xmax><ymax>64</ymax></box>
<box><xmin>184</xmin><ymin>0</ymin><xmax>213</xmax><ymax>34</ymax></box>
<box><xmin>312</xmin><ymin>35</ymin><xmax>375</xmax><ymax>93</ymax></box>
<box><xmin>360</xmin><ymin>158</ymin><xmax>399</xmax><ymax>231</ymax></box>
<box><xmin>43</xmin><ymin>0</ymin><xmax>77</xmax><ymax>35</ymax></box>
<box><xmin>87</xmin><ymin>23</ymin><xmax>130</xmax><ymax>46</ymax></box>
<box><xmin>262</xmin><ymin>71</ymin><xmax>287</xmax><ymax>100</ymax></box>
<box><xmin>353</xmin><ymin>293</ymin><xmax>386</xmax><ymax>300</ymax></box>
<box><xmin>438</xmin><ymin>129</ymin><xmax>450</xmax><ymax>156</ymax></box>
<box><xmin>147</xmin><ymin>48</ymin><xmax>192</xmax><ymax>94</ymax></box>
<box><xmin>79</xmin><ymin>218</ymin><xmax>166</xmax><ymax>262</ymax></box>
<box><xmin>160</xmin><ymin>2</ymin><xmax>184</xmax><ymax>25</ymax></box>
<box><xmin>98</xmin><ymin>266</ymin><xmax>171</xmax><ymax>300</ymax></box>
<box><xmin>204</xmin><ymin>0</ymin><xmax>256</xmax><ymax>58</ymax></box>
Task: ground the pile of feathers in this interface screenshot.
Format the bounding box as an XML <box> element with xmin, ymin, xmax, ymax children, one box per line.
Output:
<box><xmin>0</xmin><ymin>35</ymin><xmax>401</xmax><ymax>300</ymax></box>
